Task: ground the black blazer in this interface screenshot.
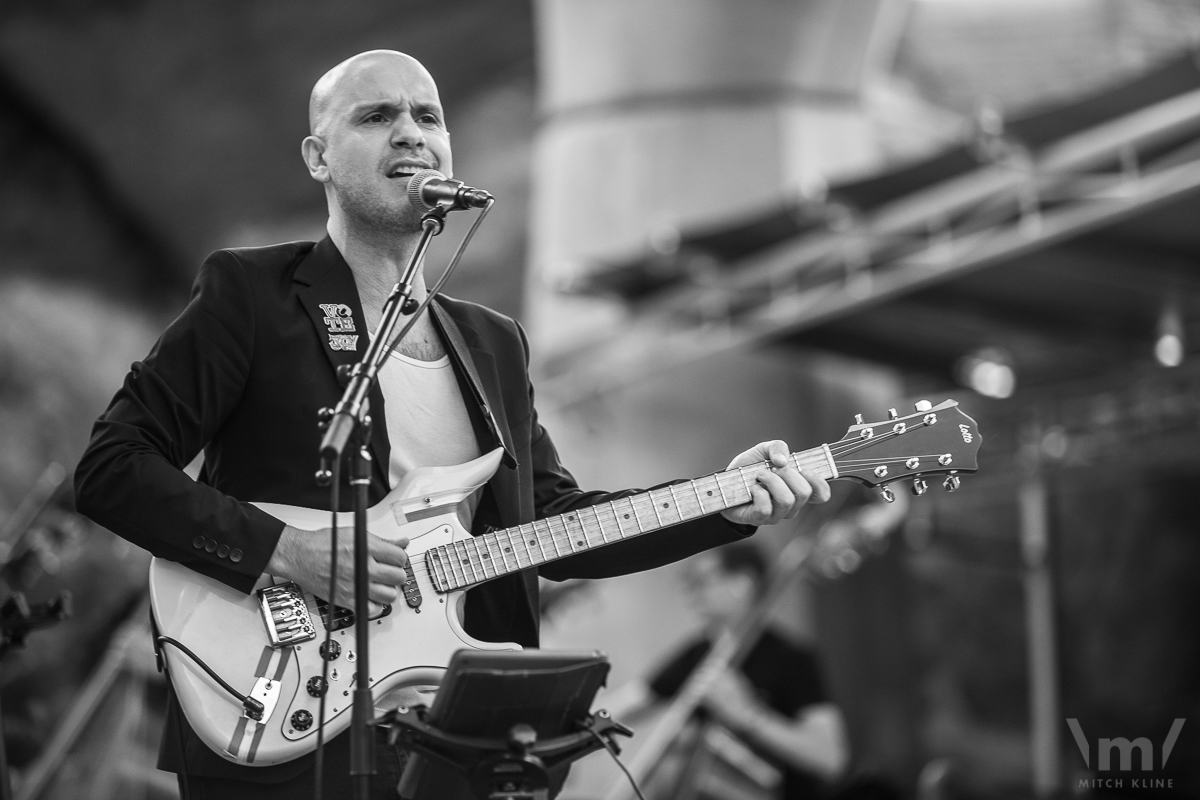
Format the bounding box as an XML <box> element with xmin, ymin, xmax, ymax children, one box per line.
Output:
<box><xmin>75</xmin><ymin>237</ymin><xmax>749</xmax><ymax>781</ymax></box>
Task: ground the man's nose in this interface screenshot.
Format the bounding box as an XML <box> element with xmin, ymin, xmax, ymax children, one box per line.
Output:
<box><xmin>391</xmin><ymin>115</ymin><xmax>425</xmax><ymax>149</ymax></box>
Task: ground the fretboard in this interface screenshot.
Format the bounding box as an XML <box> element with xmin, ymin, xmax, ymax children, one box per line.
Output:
<box><xmin>423</xmin><ymin>445</ymin><xmax>836</xmax><ymax>593</ymax></box>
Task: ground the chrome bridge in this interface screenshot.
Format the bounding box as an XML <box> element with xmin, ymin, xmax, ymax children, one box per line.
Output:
<box><xmin>258</xmin><ymin>582</ymin><xmax>316</xmax><ymax>647</ymax></box>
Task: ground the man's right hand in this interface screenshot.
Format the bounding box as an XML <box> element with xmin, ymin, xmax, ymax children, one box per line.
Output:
<box><xmin>266</xmin><ymin>525</ymin><xmax>410</xmax><ymax>616</ymax></box>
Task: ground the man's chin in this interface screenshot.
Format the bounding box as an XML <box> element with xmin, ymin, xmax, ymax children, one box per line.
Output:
<box><xmin>343</xmin><ymin>198</ymin><xmax>426</xmax><ymax>234</ymax></box>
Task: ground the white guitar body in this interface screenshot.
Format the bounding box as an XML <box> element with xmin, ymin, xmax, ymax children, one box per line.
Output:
<box><xmin>148</xmin><ymin>448</ymin><xmax>517</xmax><ymax>767</ymax></box>
<box><xmin>147</xmin><ymin>400</ymin><xmax>982</xmax><ymax>769</ymax></box>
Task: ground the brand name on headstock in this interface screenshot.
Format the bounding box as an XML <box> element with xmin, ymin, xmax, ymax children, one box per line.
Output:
<box><xmin>959</xmin><ymin>424</ymin><xmax>973</xmax><ymax>443</ymax></box>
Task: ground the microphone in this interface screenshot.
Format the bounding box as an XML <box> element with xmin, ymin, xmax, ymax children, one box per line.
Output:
<box><xmin>407</xmin><ymin>169</ymin><xmax>492</xmax><ymax>210</ymax></box>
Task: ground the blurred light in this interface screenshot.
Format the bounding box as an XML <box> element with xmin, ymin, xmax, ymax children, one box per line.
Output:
<box><xmin>1155</xmin><ymin>333</ymin><xmax>1184</xmax><ymax>367</ymax></box>
<box><xmin>648</xmin><ymin>222</ymin><xmax>680</xmax><ymax>256</ymax></box>
<box><xmin>955</xmin><ymin>348</ymin><xmax>1016</xmax><ymax>399</ymax></box>
<box><xmin>1156</xmin><ymin>299</ymin><xmax>1184</xmax><ymax>368</ymax></box>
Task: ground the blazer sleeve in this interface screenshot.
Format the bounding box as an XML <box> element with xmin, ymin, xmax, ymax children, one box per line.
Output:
<box><xmin>505</xmin><ymin>324</ymin><xmax>754</xmax><ymax>583</ymax></box>
<box><xmin>74</xmin><ymin>250</ymin><xmax>284</xmax><ymax>594</ymax></box>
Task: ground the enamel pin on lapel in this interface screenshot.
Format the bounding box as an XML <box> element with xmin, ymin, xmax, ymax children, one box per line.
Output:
<box><xmin>319</xmin><ymin>303</ymin><xmax>358</xmax><ymax>351</ymax></box>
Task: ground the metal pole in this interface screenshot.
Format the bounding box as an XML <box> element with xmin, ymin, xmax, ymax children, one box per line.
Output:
<box><xmin>1019</xmin><ymin>429</ymin><xmax>1062</xmax><ymax>798</ymax></box>
<box><xmin>350</xmin><ymin>442</ymin><xmax>375</xmax><ymax>800</ymax></box>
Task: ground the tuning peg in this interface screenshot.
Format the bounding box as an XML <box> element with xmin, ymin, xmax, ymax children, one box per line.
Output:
<box><xmin>879</xmin><ymin>486</ymin><xmax>895</xmax><ymax>503</ymax></box>
<box><xmin>943</xmin><ymin>475</ymin><xmax>961</xmax><ymax>492</ymax></box>
<box><xmin>317</xmin><ymin>406</ymin><xmax>335</xmax><ymax>431</ymax></box>
<box><xmin>854</xmin><ymin>413</ymin><xmax>864</xmax><ymax>424</ymax></box>
<box><xmin>887</xmin><ymin>408</ymin><xmax>899</xmax><ymax>420</ymax></box>
<box><xmin>911</xmin><ymin>478</ymin><xmax>928</xmax><ymax>496</ymax></box>
<box><xmin>914</xmin><ymin>400</ymin><xmax>933</xmax><ymax>412</ymax></box>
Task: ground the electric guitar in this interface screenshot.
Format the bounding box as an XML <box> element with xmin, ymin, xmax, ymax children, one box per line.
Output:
<box><xmin>149</xmin><ymin>399</ymin><xmax>981</xmax><ymax>766</ymax></box>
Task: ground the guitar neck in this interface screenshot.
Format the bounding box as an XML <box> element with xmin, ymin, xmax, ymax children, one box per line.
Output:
<box><xmin>423</xmin><ymin>445</ymin><xmax>837</xmax><ymax>593</ymax></box>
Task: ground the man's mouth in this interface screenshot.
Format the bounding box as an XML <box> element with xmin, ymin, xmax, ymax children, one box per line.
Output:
<box><xmin>388</xmin><ymin>164</ymin><xmax>436</xmax><ymax>179</ymax></box>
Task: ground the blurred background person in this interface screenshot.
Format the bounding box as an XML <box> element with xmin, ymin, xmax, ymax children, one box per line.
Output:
<box><xmin>606</xmin><ymin>541</ymin><xmax>848</xmax><ymax>800</ymax></box>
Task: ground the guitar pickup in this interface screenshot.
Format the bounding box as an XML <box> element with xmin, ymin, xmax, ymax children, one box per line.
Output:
<box><xmin>401</xmin><ymin>560</ymin><xmax>422</xmax><ymax>610</ymax></box>
<box><xmin>258</xmin><ymin>582</ymin><xmax>316</xmax><ymax>648</ymax></box>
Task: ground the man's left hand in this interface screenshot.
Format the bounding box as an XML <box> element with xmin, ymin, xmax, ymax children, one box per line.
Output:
<box><xmin>720</xmin><ymin>440</ymin><xmax>830</xmax><ymax>527</ymax></box>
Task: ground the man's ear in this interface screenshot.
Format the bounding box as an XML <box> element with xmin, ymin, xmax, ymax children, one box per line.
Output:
<box><xmin>302</xmin><ymin>136</ymin><xmax>330</xmax><ymax>183</ymax></box>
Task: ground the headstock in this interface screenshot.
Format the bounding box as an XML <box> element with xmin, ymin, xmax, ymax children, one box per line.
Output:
<box><xmin>830</xmin><ymin>399</ymin><xmax>981</xmax><ymax>501</ymax></box>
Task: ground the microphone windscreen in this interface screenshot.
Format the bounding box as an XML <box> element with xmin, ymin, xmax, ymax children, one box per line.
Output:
<box><xmin>407</xmin><ymin>169</ymin><xmax>447</xmax><ymax>210</ymax></box>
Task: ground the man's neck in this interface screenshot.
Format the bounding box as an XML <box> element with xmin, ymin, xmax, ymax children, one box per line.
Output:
<box><xmin>327</xmin><ymin>215</ymin><xmax>428</xmax><ymax>329</ymax></box>
<box><xmin>327</xmin><ymin>213</ymin><xmax>446</xmax><ymax>361</ymax></box>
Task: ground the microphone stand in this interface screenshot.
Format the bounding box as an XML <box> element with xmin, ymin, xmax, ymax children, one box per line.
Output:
<box><xmin>317</xmin><ymin>203</ymin><xmax>449</xmax><ymax>800</ymax></box>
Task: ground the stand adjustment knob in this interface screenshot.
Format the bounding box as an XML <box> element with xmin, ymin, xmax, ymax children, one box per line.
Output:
<box><xmin>319</xmin><ymin>640</ymin><xmax>342</xmax><ymax>661</ymax></box>
<box><xmin>291</xmin><ymin>710</ymin><xmax>313</xmax><ymax>731</ymax></box>
<box><xmin>307</xmin><ymin>676</ymin><xmax>328</xmax><ymax>697</ymax></box>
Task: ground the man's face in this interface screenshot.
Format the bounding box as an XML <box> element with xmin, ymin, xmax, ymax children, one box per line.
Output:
<box><xmin>310</xmin><ymin>54</ymin><xmax>452</xmax><ymax>230</ymax></box>
<box><xmin>682</xmin><ymin>553</ymin><xmax>757</xmax><ymax>626</ymax></box>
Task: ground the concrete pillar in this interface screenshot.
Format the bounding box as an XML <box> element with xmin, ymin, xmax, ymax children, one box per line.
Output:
<box><xmin>527</xmin><ymin>10</ymin><xmax>913</xmax><ymax>792</ymax></box>
<box><xmin>528</xmin><ymin>0</ymin><xmax>911</xmax><ymax>354</ymax></box>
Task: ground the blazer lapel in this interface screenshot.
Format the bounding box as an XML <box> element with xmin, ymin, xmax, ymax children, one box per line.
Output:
<box><xmin>293</xmin><ymin>237</ymin><xmax>391</xmax><ymax>486</ymax></box>
<box><xmin>431</xmin><ymin>300</ymin><xmax>518</xmax><ymax>471</ymax></box>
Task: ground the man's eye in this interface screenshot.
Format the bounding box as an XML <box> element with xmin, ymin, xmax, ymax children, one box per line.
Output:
<box><xmin>418</xmin><ymin>114</ymin><xmax>440</xmax><ymax>125</ymax></box>
<box><xmin>365</xmin><ymin>113</ymin><xmax>386</xmax><ymax>123</ymax></box>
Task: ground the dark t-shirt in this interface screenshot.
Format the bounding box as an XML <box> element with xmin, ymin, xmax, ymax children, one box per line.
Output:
<box><xmin>649</xmin><ymin>628</ymin><xmax>830</xmax><ymax>800</ymax></box>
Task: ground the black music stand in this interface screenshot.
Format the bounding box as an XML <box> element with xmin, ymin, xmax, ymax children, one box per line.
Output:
<box><xmin>379</xmin><ymin>650</ymin><xmax>631</xmax><ymax>800</ymax></box>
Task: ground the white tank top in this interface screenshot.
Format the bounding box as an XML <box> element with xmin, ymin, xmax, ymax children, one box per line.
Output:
<box><xmin>375</xmin><ymin>349</ymin><xmax>481</xmax><ymax>489</ymax></box>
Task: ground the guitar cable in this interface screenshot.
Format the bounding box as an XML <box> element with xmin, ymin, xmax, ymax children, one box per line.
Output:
<box><xmin>153</xmin><ymin>636</ymin><xmax>266</xmax><ymax>718</ymax></box>
<box><xmin>588</xmin><ymin>728</ymin><xmax>649</xmax><ymax>800</ymax></box>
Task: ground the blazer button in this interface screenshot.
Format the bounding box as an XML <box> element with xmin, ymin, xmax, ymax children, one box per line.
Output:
<box><xmin>230</xmin><ymin>549</ymin><xmax>243</xmax><ymax>563</ymax></box>
<box><xmin>192</xmin><ymin>536</ymin><xmax>205</xmax><ymax>550</ymax></box>
<box><xmin>217</xmin><ymin>545</ymin><xmax>230</xmax><ymax>559</ymax></box>
<box><xmin>204</xmin><ymin>539</ymin><xmax>218</xmax><ymax>553</ymax></box>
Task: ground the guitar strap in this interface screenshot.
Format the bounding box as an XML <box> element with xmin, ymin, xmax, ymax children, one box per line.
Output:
<box><xmin>429</xmin><ymin>301</ymin><xmax>517</xmax><ymax>469</ymax></box>
<box><xmin>225</xmin><ymin>645</ymin><xmax>292</xmax><ymax>764</ymax></box>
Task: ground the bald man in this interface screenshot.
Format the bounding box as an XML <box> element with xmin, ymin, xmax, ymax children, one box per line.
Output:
<box><xmin>75</xmin><ymin>51</ymin><xmax>829</xmax><ymax>799</ymax></box>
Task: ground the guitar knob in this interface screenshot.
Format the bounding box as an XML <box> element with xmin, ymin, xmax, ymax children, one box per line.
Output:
<box><xmin>887</xmin><ymin>408</ymin><xmax>899</xmax><ymax>420</ymax></box>
<box><xmin>911</xmin><ymin>478</ymin><xmax>928</xmax><ymax>496</ymax></box>
<box><xmin>291</xmin><ymin>709</ymin><xmax>313</xmax><ymax>731</ymax></box>
<box><xmin>319</xmin><ymin>640</ymin><xmax>342</xmax><ymax>661</ymax></box>
<box><xmin>879</xmin><ymin>486</ymin><xmax>895</xmax><ymax>503</ymax></box>
<box><xmin>317</xmin><ymin>406</ymin><xmax>335</xmax><ymax>431</ymax></box>
<box><xmin>943</xmin><ymin>475</ymin><xmax>961</xmax><ymax>492</ymax></box>
<box><xmin>315</xmin><ymin>468</ymin><xmax>333</xmax><ymax>487</ymax></box>
<box><xmin>914</xmin><ymin>400</ymin><xmax>933</xmax><ymax>412</ymax></box>
<box><xmin>307</xmin><ymin>676</ymin><xmax>328</xmax><ymax>697</ymax></box>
